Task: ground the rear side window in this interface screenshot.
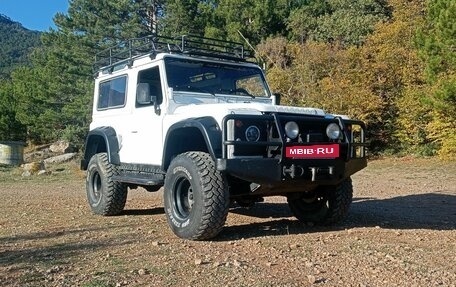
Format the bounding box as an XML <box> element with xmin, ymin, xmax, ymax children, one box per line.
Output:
<box><xmin>98</xmin><ymin>76</ymin><xmax>127</xmax><ymax>109</ymax></box>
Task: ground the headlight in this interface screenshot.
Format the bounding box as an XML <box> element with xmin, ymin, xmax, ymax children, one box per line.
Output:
<box><xmin>285</xmin><ymin>121</ymin><xmax>299</xmax><ymax>139</ymax></box>
<box><xmin>326</xmin><ymin>123</ymin><xmax>341</xmax><ymax>140</ymax></box>
<box><xmin>245</xmin><ymin>125</ymin><xmax>260</xmax><ymax>141</ymax></box>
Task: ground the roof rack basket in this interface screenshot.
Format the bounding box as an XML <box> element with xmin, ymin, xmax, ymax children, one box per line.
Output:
<box><xmin>94</xmin><ymin>35</ymin><xmax>251</xmax><ymax>72</ymax></box>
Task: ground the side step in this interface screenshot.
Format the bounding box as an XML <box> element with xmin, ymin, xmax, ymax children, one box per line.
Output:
<box><xmin>112</xmin><ymin>172</ymin><xmax>164</xmax><ymax>186</ymax></box>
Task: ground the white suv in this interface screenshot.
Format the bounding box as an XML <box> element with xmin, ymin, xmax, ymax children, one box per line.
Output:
<box><xmin>81</xmin><ymin>35</ymin><xmax>368</xmax><ymax>240</ymax></box>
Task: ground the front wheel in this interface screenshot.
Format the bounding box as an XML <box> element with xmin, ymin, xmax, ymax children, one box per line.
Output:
<box><xmin>86</xmin><ymin>153</ymin><xmax>127</xmax><ymax>215</ymax></box>
<box><xmin>164</xmin><ymin>152</ymin><xmax>229</xmax><ymax>240</ymax></box>
<box><xmin>287</xmin><ymin>178</ymin><xmax>353</xmax><ymax>225</ymax></box>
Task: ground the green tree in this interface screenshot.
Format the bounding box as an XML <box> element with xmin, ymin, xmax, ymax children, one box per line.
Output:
<box><xmin>159</xmin><ymin>0</ymin><xmax>214</xmax><ymax>36</ymax></box>
<box><xmin>417</xmin><ymin>0</ymin><xmax>456</xmax><ymax>80</ymax></box>
<box><xmin>0</xmin><ymin>80</ymin><xmax>26</xmax><ymax>141</ymax></box>
<box><xmin>287</xmin><ymin>0</ymin><xmax>332</xmax><ymax>43</ymax></box>
<box><xmin>54</xmin><ymin>0</ymin><xmax>157</xmax><ymax>48</ymax></box>
<box><xmin>11</xmin><ymin>0</ymin><xmax>159</xmax><ymax>145</ymax></box>
<box><xmin>287</xmin><ymin>0</ymin><xmax>391</xmax><ymax>46</ymax></box>
<box><xmin>416</xmin><ymin>0</ymin><xmax>456</xmax><ymax>159</ymax></box>
<box><xmin>205</xmin><ymin>0</ymin><xmax>294</xmax><ymax>45</ymax></box>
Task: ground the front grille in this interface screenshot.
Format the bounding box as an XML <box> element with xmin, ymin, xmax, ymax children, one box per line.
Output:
<box><xmin>305</xmin><ymin>132</ymin><xmax>324</xmax><ymax>143</ymax></box>
<box><xmin>277</xmin><ymin>114</ymin><xmax>341</xmax><ymax>144</ymax></box>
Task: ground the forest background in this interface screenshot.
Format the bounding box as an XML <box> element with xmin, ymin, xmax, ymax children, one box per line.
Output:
<box><xmin>0</xmin><ymin>0</ymin><xmax>455</xmax><ymax>159</ymax></box>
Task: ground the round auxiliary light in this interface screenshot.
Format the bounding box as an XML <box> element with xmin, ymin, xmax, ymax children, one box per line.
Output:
<box><xmin>245</xmin><ymin>125</ymin><xmax>260</xmax><ymax>142</ymax></box>
<box><xmin>326</xmin><ymin>123</ymin><xmax>341</xmax><ymax>140</ymax></box>
<box><xmin>285</xmin><ymin>121</ymin><xmax>299</xmax><ymax>139</ymax></box>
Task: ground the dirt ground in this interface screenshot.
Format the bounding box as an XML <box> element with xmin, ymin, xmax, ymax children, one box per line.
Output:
<box><xmin>0</xmin><ymin>157</ymin><xmax>455</xmax><ymax>287</ymax></box>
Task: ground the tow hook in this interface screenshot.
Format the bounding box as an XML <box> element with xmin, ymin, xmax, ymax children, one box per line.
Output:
<box><xmin>283</xmin><ymin>164</ymin><xmax>304</xmax><ymax>178</ymax></box>
<box><xmin>309</xmin><ymin>166</ymin><xmax>335</xmax><ymax>181</ymax></box>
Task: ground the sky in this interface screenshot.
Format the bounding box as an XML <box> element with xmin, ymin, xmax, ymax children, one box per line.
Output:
<box><xmin>0</xmin><ymin>0</ymin><xmax>69</xmax><ymax>31</ymax></box>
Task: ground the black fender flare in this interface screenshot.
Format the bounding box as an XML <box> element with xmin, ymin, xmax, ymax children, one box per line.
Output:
<box><xmin>162</xmin><ymin>117</ymin><xmax>222</xmax><ymax>171</ymax></box>
<box><xmin>81</xmin><ymin>126</ymin><xmax>120</xmax><ymax>170</ymax></box>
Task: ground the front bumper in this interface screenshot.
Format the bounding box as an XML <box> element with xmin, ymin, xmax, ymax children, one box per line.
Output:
<box><xmin>217</xmin><ymin>113</ymin><xmax>368</xmax><ymax>193</ymax></box>
<box><xmin>217</xmin><ymin>157</ymin><xmax>367</xmax><ymax>185</ymax></box>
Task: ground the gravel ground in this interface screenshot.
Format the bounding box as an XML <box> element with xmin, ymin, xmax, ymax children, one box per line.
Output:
<box><xmin>0</xmin><ymin>157</ymin><xmax>455</xmax><ymax>287</ymax></box>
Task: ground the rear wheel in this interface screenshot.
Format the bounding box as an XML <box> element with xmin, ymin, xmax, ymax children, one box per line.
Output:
<box><xmin>164</xmin><ymin>152</ymin><xmax>229</xmax><ymax>240</ymax></box>
<box><xmin>86</xmin><ymin>153</ymin><xmax>127</xmax><ymax>215</ymax></box>
<box><xmin>287</xmin><ymin>178</ymin><xmax>353</xmax><ymax>225</ymax></box>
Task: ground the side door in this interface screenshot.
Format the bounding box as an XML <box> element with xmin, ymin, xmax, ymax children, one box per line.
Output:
<box><xmin>118</xmin><ymin>64</ymin><xmax>165</xmax><ymax>166</ymax></box>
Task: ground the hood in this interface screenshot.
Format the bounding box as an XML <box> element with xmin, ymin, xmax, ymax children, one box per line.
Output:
<box><xmin>173</xmin><ymin>102</ymin><xmax>326</xmax><ymax>116</ymax></box>
<box><xmin>171</xmin><ymin>102</ymin><xmax>327</xmax><ymax>124</ymax></box>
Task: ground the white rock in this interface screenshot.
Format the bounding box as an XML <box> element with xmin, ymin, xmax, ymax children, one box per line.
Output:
<box><xmin>37</xmin><ymin>170</ymin><xmax>49</xmax><ymax>176</ymax></box>
<box><xmin>50</xmin><ymin>140</ymin><xmax>76</xmax><ymax>154</ymax></box>
<box><xmin>44</xmin><ymin>153</ymin><xmax>77</xmax><ymax>164</ymax></box>
<box><xmin>137</xmin><ymin>268</ymin><xmax>148</xmax><ymax>275</ymax></box>
<box><xmin>21</xmin><ymin>170</ymin><xmax>31</xmax><ymax>177</ymax></box>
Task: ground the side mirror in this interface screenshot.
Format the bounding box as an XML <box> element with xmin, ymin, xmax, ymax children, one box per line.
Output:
<box><xmin>136</xmin><ymin>83</ymin><xmax>161</xmax><ymax>115</ymax></box>
<box><xmin>273</xmin><ymin>93</ymin><xmax>281</xmax><ymax>105</ymax></box>
<box><xmin>137</xmin><ymin>83</ymin><xmax>157</xmax><ymax>105</ymax></box>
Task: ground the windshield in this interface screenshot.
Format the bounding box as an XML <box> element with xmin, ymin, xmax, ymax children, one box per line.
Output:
<box><xmin>165</xmin><ymin>57</ymin><xmax>270</xmax><ymax>98</ymax></box>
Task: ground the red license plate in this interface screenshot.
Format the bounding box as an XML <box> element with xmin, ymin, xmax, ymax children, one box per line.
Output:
<box><xmin>286</xmin><ymin>144</ymin><xmax>340</xmax><ymax>159</ymax></box>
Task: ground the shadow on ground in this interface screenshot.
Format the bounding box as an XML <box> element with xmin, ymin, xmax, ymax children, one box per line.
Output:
<box><xmin>54</xmin><ymin>192</ymin><xmax>455</xmax><ymax>241</ymax></box>
<box><xmin>349</xmin><ymin>192</ymin><xmax>456</xmax><ymax>229</ymax></box>
<box><xmin>218</xmin><ymin>192</ymin><xmax>456</xmax><ymax>240</ymax></box>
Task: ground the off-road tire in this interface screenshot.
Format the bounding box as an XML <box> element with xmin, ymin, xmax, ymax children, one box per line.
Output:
<box><xmin>287</xmin><ymin>178</ymin><xmax>353</xmax><ymax>225</ymax></box>
<box><xmin>86</xmin><ymin>153</ymin><xmax>127</xmax><ymax>215</ymax></box>
<box><xmin>164</xmin><ymin>152</ymin><xmax>229</xmax><ymax>240</ymax></box>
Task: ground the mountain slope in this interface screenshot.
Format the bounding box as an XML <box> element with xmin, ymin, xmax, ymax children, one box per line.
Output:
<box><xmin>0</xmin><ymin>14</ymin><xmax>41</xmax><ymax>78</ymax></box>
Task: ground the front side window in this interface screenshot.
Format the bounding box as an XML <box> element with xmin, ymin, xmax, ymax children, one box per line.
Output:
<box><xmin>137</xmin><ymin>66</ymin><xmax>163</xmax><ymax>106</ymax></box>
<box><xmin>98</xmin><ymin>76</ymin><xmax>127</xmax><ymax>109</ymax></box>
<box><xmin>165</xmin><ymin>58</ymin><xmax>270</xmax><ymax>98</ymax></box>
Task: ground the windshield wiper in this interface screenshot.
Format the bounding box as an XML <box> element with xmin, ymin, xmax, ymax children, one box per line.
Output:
<box><xmin>218</xmin><ymin>88</ymin><xmax>255</xmax><ymax>99</ymax></box>
<box><xmin>234</xmin><ymin>88</ymin><xmax>255</xmax><ymax>99</ymax></box>
<box><xmin>175</xmin><ymin>85</ymin><xmax>216</xmax><ymax>97</ymax></box>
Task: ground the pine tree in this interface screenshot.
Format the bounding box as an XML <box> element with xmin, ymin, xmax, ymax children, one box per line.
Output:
<box><xmin>0</xmin><ymin>80</ymin><xmax>26</xmax><ymax>141</ymax></box>
<box><xmin>11</xmin><ymin>0</ymin><xmax>160</xmax><ymax>144</ymax></box>
<box><xmin>416</xmin><ymin>0</ymin><xmax>456</xmax><ymax>159</ymax></box>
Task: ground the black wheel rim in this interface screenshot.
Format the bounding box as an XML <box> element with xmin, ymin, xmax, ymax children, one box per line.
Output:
<box><xmin>295</xmin><ymin>191</ymin><xmax>329</xmax><ymax>214</ymax></box>
<box><xmin>303</xmin><ymin>195</ymin><xmax>326</xmax><ymax>210</ymax></box>
<box><xmin>173</xmin><ymin>176</ymin><xmax>194</xmax><ymax>219</ymax></box>
<box><xmin>90</xmin><ymin>171</ymin><xmax>102</xmax><ymax>205</ymax></box>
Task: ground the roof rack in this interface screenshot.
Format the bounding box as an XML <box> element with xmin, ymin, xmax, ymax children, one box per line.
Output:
<box><xmin>94</xmin><ymin>35</ymin><xmax>252</xmax><ymax>72</ymax></box>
